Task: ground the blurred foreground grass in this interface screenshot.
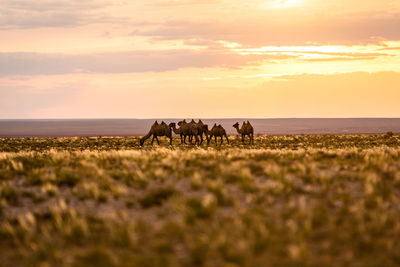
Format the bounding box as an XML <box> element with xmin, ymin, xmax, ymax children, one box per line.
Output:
<box><xmin>0</xmin><ymin>134</ymin><xmax>400</xmax><ymax>266</ymax></box>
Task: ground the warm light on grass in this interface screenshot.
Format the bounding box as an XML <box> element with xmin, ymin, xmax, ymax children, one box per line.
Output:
<box><xmin>0</xmin><ymin>135</ymin><xmax>400</xmax><ymax>265</ymax></box>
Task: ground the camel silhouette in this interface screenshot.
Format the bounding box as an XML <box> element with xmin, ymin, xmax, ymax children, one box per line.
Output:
<box><xmin>186</xmin><ymin>119</ymin><xmax>208</xmax><ymax>145</ymax></box>
<box><xmin>233</xmin><ymin>121</ymin><xmax>254</xmax><ymax>144</ymax></box>
<box><xmin>207</xmin><ymin>124</ymin><xmax>229</xmax><ymax>145</ymax></box>
<box><xmin>195</xmin><ymin>119</ymin><xmax>209</xmax><ymax>145</ymax></box>
<box><xmin>170</xmin><ymin>121</ymin><xmax>199</xmax><ymax>145</ymax></box>
<box><xmin>140</xmin><ymin>121</ymin><xmax>172</xmax><ymax>146</ymax></box>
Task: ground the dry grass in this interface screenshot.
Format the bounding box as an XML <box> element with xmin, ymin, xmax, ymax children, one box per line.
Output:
<box><xmin>0</xmin><ymin>134</ymin><xmax>400</xmax><ymax>266</ymax></box>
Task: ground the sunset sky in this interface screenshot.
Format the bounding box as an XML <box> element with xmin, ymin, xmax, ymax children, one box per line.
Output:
<box><xmin>1</xmin><ymin>0</ymin><xmax>400</xmax><ymax>118</ymax></box>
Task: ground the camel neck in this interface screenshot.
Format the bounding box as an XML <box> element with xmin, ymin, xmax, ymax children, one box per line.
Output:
<box><xmin>234</xmin><ymin>126</ymin><xmax>241</xmax><ymax>134</ymax></box>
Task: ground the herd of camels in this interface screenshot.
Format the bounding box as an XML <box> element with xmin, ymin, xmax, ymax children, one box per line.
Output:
<box><xmin>140</xmin><ymin>119</ymin><xmax>254</xmax><ymax>146</ymax></box>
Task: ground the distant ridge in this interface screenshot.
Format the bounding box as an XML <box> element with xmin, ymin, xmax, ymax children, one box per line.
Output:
<box><xmin>0</xmin><ymin>118</ymin><xmax>399</xmax><ymax>138</ymax></box>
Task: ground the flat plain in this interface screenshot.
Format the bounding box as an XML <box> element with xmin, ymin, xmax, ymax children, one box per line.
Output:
<box><xmin>1</xmin><ymin>134</ymin><xmax>400</xmax><ymax>266</ymax></box>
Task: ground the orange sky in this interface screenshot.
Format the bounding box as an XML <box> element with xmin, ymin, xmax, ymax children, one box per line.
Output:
<box><xmin>1</xmin><ymin>0</ymin><xmax>400</xmax><ymax>118</ymax></box>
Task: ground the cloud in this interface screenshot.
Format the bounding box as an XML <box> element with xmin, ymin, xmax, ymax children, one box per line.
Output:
<box><xmin>2</xmin><ymin>0</ymin><xmax>399</xmax><ymax>45</ymax></box>
<box><xmin>0</xmin><ymin>0</ymin><xmax>117</xmax><ymax>29</ymax></box>
<box><xmin>0</xmin><ymin>45</ymin><xmax>395</xmax><ymax>76</ymax></box>
<box><xmin>0</xmin><ymin>50</ymin><xmax>297</xmax><ymax>76</ymax></box>
<box><xmin>244</xmin><ymin>51</ymin><xmax>394</xmax><ymax>62</ymax></box>
<box><xmin>130</xmin><ymin>13</ymin><xmax>400</xmax><ymax>46</ymax></box>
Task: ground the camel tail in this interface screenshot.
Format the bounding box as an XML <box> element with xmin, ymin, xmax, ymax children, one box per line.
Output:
<box><xmin>140</xmin><ymin>131</ymin><xmax>152</xmax><ymax>146</ymax></box>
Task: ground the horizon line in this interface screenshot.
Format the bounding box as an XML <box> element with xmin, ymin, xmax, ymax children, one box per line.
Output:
<box><xmin>1</xmin><ymin>117</ymin><xmax>400</xmax><ymax>120</ymax></box>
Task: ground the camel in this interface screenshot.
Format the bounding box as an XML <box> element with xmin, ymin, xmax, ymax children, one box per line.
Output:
<box><xmin>140</xmin><ymin>121</ymin><xmax>172</xmax><ymax>146</ymax></box>
<box><xmin>196</xmin><ymin>119</ymin><xmax>209</xmax><ymax>145</ymax></box>
<box><xmin>188</xmin><ymin>119</ymin><xmax>198</xmax><ymax>144</ymax></box>
<box><xmin>170</xmin><ymin>121</ymin><xmax>199</xmax><ymax>145</ymax></box>
<box><xmin>233</xmin><ymin>121</ymin><xmax>254</xmax><ymax>144</ymax></box>
<box><xmin>207</xmin><ymin>124</ymin><xmax>229</xmax><ymax>145</ymax></box>
<box><xmin>186</xmin><ymin>119</ymin><xmax>208</xmax><ymax>145</ymax></box>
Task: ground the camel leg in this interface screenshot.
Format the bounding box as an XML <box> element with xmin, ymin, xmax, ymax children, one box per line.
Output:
<box><xmin>214</xmin><ymin>136</ymin><xmax>217</xmax><ymax>145</ymax></box>
<box><xmin>151</xmin><ymin>135</ymin><xmax>155</xmax><ymax>145</ymax></box>
<box><xmin>180</xmin><ymin>134</ymin><xmax>183</xmax><ymax>144</ymax></box>
<box><xmin>220</xmin><ymin>136</ymin><xmax>223</xmax><ymax>145</ymax></box>
<box><xmin>140</xmin><ymin>131</ymin><xmax>153</xmax><ymax>146</ymax></box>
<box><xmin>195</xmin><ymin>134</ymin><xmax>199</xmax><ymax>145</ymax></box>
<box><xmin>225</xmin><ymin>134</ymin><xmax>229</xmax><ymax>144</ymax></box>
<box><xmin>207</xmin><ymin>135</ymin><xmax>211</xmax><ymax>145</ymax></box>
<box><xmin>183</xmin><ymin>135</ymin><xmax>187</xmax><ymax>144</ymax></box>
<box><xmin>241</xmin><ymin>134</ymin><xmax>245</xmax><ymax>144</ymax></box>
<box><xmin>251</xmin><ymin>133</ymin><xmax>254</xmax><ymax>144</ymax></box>
<box><xmin>155</xmin><ymin>136</ymin><xmax>160</xmax><ymax>145</ymax></box>
<box><xmin>199</xmin><ymin>133</ymin><xmax>203</xmax><ymax>145</ymax></box>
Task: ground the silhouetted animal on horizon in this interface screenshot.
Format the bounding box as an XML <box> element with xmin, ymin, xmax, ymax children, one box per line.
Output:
<box><xmin>233</xmin><ymin>121</ymin><xmax>254</xmax><ymax>144</ymax></box>
<box><xmin>207</xmin><ymin>124</ymin><xmax>229</xmax><ymax>145</ymax></box>
<box><xmin>140</xmin><ymin>121</ymin><xmax>172</xmax><ymax>146</ymax></box>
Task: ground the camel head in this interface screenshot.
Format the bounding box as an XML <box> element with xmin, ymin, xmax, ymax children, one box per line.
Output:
<box><xmin>233</xmin><ymin>122</ymin><xmax>239</xmax><ymax>128</ymax></box>
<box><xmin>168</xmin><ymin>122</ymin><xmax>176</xmax><ymax>128</ymax></box>
<box><xmin>201</xmin><ymin>124</ymin><xmax>209</xmax><ymax>132</ymax></box>
<box><xmin>178</xmin><ymin>120</ymin><xmax>187</xmax><ymax>126</ymax></box>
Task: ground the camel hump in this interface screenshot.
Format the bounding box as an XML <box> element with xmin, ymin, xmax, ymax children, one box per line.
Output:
<box><xmin>247</xmin><ymin>120</ymin><xmax>250</xmax><ymax>124</ymax></box>
<box><xmin>218</xmin><ymin>124</ymin><xmax>222</xmax><ymax>127</ymax></box>
<box><xmin>213</xmin><ymin>123</ymin><xmax>217</xmax><ymax>127</ymax></box>
<box><xmin>161</xmin><ymin>121</ymin><xmax>166</xmax><ymax>125</ymax></box>
<box><xmin>191</xmin><ymin>119</ymin><xmax>195</xmax><ymax>123</ymax></box>
<box><xmin>154</xmin><ymin>121</ymin><xmax>159</xmax><ymax>125</ymax></box>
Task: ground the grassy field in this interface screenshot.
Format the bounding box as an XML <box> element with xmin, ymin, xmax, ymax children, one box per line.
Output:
<box><xmin>1</xmin><ymin>134</ymin><xmax>400</xmax><ymax>266</ymax></box>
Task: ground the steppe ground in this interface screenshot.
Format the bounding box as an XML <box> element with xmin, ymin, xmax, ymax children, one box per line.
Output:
<box><xmin>1</xmin><ymin>134</ymin><xmax>400</xmax><ymax>266</ymax></box>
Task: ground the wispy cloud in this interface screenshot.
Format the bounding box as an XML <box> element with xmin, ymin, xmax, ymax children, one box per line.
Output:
<box><xmin>130</xmin><ymin>13</ymin><xmax>400</xmax><ymax>46</ymax></box>
<box><xmin>0</xmin><ymin>50</ymin><xmax>296</xmax><ymax>76</ymax></box>
<box><xmin>0</xmin><ymin>0</ymin><xmax>118</xmax><ymax>29</ymax></box>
